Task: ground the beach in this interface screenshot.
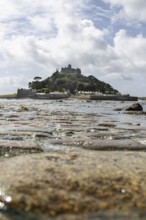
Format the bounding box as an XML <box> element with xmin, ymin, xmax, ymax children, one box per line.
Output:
<box><xmin>0</xmin><ymin>99</ymin><xmax>146</xmax><ymax>219</ymax></box>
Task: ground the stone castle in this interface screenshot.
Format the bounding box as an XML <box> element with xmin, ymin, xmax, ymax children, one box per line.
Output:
<box><xmin>61</xmin><ymin>64</ymin><xmax>81</xmax><ymax>75</ymax></box>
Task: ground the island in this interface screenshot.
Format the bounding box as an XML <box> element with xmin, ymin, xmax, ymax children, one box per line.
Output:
<box><xmin>27</xmin><ymin>64</ymin><xmax>119</xmax><ymax>95</ymax></box>
<box><xmin>16</xmin><ymin>64</ymin><xmax>137</xmax><ymax>101</ymax></box>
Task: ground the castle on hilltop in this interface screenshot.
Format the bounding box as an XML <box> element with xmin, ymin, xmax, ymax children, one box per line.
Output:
<box><xmin>61</xmin><ymin>64</ymin><xmax>81</xmax><ymax>75</ymax></box>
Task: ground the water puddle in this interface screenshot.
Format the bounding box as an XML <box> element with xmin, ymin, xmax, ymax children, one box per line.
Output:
<box><xmin>37</xmin><ymin>140</ymin><xmax>68</xmax><ymax>152</ymax></box>
<box><xmin>0</xmin><ymin>147</ymin><xmax>43</xmax><ymax>158</ymax></box>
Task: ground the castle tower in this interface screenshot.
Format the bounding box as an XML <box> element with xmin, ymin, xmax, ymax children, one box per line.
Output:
<box><xmin>68</xmin><ymin>64</ymin><xmax>71</xmax><ymax>69</ymax></box>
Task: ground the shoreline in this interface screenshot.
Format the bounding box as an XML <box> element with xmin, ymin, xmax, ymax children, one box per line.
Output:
<box><xmin>0</xmin><ymin>94</ymin><xmax>139</xmax><ymax>101</ymax></box>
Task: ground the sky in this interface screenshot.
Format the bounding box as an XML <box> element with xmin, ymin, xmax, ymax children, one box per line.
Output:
<box><xmin>0</xmin><ymin>0</ymin><xmax>146</xmax><ymax>96</ymax></box>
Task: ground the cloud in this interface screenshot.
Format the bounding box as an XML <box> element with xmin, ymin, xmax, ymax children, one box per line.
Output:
<box><xmin>0</xmin><ymin>1</ymin><xmax>107</xmax><ymax>69</ymax></box>
<box><xmin>103</xmin><ymin>0</ymin><xmax>146</xmax><ymax>23</ymax></box>
<box><xmin>100</xmin><ymin>29</ymin><xmax>146</xmax><ymax>78</ymax></box>
<box><xmin>0</xmin><ymin>75</ymin><xmax>28</xmax><ymax>94</ymax></box>
<box><xmin>113</xmin><ymin>30</ymin><xmax>146</xmax><ymax>72</ymax></box>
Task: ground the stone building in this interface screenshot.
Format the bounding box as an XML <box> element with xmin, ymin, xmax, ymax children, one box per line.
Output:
<box><xmin>61</xmin><ymin>64</ymin><xmax>81</xmax><ymax>75</ymax></box>
<box><xmin>17</xmin><ymin>89</ymin><xmax>36</xmax><ymax>98</ymax></box>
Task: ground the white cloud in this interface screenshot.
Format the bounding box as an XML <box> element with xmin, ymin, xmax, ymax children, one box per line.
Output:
<box><xmin>0</xmin><ymin>75</ymin><xmax>28</xmax><ymax>94</ymax></box>
<box><xmin>114</xmin><ymin>30</ymin><xmax>146</xmax><ymax>69</ymax></box>
<box><xmin>28</xmin><ymin>15</ymin><xmax>53</xmax><ymax>33</ymax></box>
<box><xmin>98</xmin><ymin>29</ymin><xmax>146</xmax><ymax>95</ymax></box>
<box><xmin>0</xmin><ymin>0</ymin><xmax>19</xmax><ymax>21</ymax></box>
<box><xmin>103</xmin><ymin>0</ymin><xmax>146</xmax><ymax>22</ymax></box>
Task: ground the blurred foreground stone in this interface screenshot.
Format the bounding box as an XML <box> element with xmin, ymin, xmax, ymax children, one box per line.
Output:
<box><xmin>0</xmin><ymin>149</ymin><xmax>146</xmax><ymax>219</ymax></box>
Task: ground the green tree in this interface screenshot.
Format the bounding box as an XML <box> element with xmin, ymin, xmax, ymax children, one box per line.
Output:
<box><xmin>34</xmin><ymin>76</ymin><xmax>42</xmax><ymax>81</ymax></box>
<box><xmin>28</xmin><ymin>82</ymin><xmax>32</xmax><ymax>89</ymax></box>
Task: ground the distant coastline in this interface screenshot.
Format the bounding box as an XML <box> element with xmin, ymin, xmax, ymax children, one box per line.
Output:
<box><xmin>0</xmin><ymin>91</ymin><xmax>139</xmax><ymax>101</ymax></box>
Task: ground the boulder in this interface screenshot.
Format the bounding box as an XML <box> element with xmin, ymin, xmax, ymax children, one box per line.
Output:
<box><xmin>125</xmin><ymin>103</ymin><xmax>143</xmax><ymax>111</ymax></box>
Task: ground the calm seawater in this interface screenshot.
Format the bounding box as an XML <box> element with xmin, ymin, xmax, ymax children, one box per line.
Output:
<box><xmin>0</xmin><ymin>98</ymin><xmax>145</xmax><ymax>142</ymax></box>
<box><xmin>0</xmin><ymin>98</ymin><xmax>145</xmax><ymax>126</ymax></box>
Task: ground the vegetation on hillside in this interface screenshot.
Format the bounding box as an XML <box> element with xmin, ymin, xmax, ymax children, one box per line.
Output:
<box><xmin>28</xmin><ymin>65</ymin><xmax>119</xmax><ymax>94</ymax></box>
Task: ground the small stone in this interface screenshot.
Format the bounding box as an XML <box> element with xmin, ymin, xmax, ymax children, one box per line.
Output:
<box><xmin>125</xmin><ymin>103</ymin><xmax>143</xmax><ymax>111</ymax></box>
<box><xmin>121</xmin><ymin>189</ymin><xmax>126</xmax><ymax>194</ymax></box>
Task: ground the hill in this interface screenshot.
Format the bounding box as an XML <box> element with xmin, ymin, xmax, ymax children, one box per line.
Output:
<box><xmin>28</xmin><ymin>64</ymin><xmax>119</xmax><ymax>94</ymax></box>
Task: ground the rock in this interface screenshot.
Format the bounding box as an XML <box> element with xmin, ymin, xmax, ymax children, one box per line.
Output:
<box><xmin>18</xmin><ymin>106</ymin><xmax>29</xmax><ymax>111</ymax></box>
<box><xmin>125</xmin><ymin>103</ymin><xmax>143</xmax><ymax>111</ymax></box>
<box><xmin>1</xmin><ymin>151</ymin><xmax>146</xmax><ymax>219</ymax></box>
<box><xmin>114</xmin><ymin>108</ymin><xmax>123</xmax><ymax>111</ymax></box>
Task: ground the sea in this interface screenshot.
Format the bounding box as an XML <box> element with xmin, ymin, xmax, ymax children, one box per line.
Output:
<box><xmin>0</xmin><ymin>98</ymin><xmax>145</xmax><ymax>153</ymax></box>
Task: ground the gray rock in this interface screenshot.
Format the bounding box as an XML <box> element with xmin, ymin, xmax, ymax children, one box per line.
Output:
<box><xmin>125</xmin><ymin>103</ymin><xmax>143</xmax><ymax>111</ymax></box>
